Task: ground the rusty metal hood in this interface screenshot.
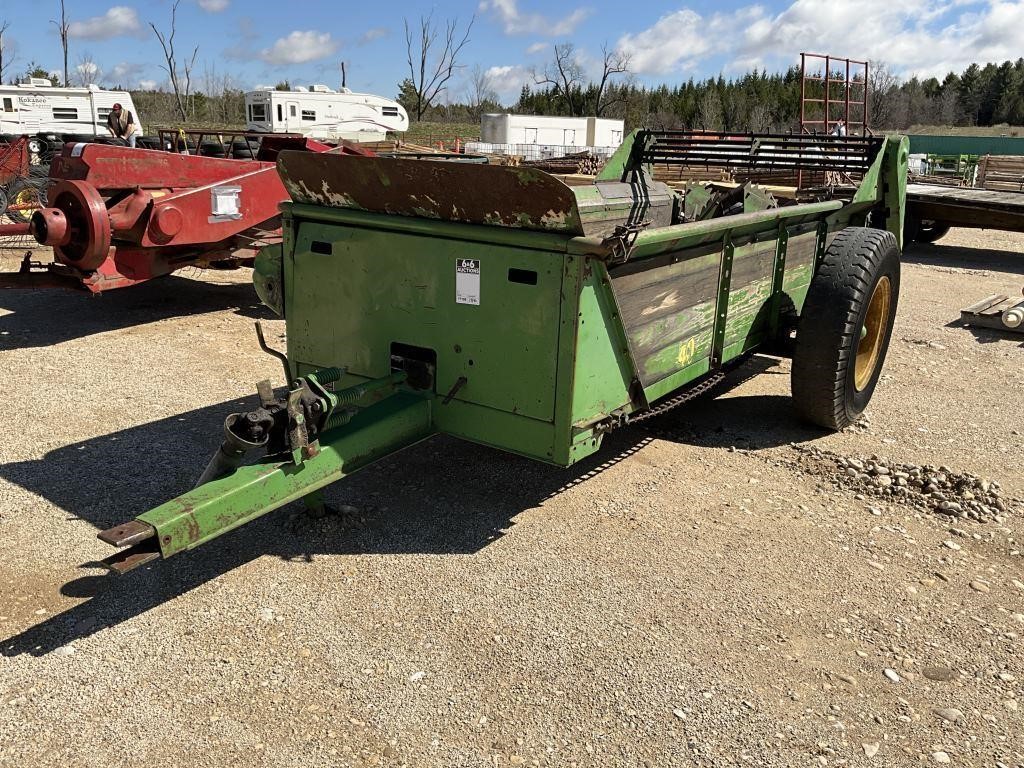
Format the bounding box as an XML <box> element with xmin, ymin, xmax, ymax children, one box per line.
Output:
<box><xmin>276</xmin><ymin>151</ymin><xmax>585</xmax><ymax>234</ymax></box>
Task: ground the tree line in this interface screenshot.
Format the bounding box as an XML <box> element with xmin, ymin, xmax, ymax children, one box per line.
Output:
<box><xmin>406</xmin><ymin>59</ymin><xmax>1024</xmax><ymax>134</ymax></box>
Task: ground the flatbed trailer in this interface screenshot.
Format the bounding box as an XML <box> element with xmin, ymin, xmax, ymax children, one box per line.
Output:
<box><xmin>906</xmin><ymin>182</ymin><xmax>1024</xmax><ymax>242</ymax></box>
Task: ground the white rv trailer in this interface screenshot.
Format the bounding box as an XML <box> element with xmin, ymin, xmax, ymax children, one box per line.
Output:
<box><xmin>479</xmin><ymin>114</ymin><xmax>625</xmax><ymax>148</ymax></box>
<box><xmin>0</xmin><ymin>79</ymin><xmax>143</xmax><ymax>139</ymax></box>
<box><xmin>244</xmin><ymin>85</ymin><xmax>409</xmax><ymax>142</ymax></box>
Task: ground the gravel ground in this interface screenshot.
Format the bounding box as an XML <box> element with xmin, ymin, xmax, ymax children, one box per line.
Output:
<box><xmin>0</xmin><ymin>229</ymin><xmax>1022</xmax><ymax>767</ymax></box>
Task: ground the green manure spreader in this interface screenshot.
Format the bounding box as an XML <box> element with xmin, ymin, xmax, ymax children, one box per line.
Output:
<box><xmin>99</xmin><ymin>129</ymin><xmax>909</xmax><ymax>573</ymax></box>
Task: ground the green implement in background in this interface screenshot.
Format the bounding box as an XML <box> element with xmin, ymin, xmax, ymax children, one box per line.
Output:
<box><xmin>907</xmin><ymin>134</ymin><xmax>1024</xmax><ymax>157</ymax></box>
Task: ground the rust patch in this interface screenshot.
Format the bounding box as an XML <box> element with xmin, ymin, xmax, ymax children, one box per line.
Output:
<box><xmin>277</xmin><ymin>152</ymin><xmax>585</xmax><ymax>234</ymax></box>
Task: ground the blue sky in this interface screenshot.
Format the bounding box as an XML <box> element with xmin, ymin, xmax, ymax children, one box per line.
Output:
<box><xmin>3</xmin><ymin>1</ymin><xmax>1024</xmax><ymax>101</ymax></box>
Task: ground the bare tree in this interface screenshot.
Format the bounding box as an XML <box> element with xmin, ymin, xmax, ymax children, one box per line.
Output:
<box><xmin>202</xmin><ymin>62</ymin><xmax>242</xmax><ymax>124</ymax></box>
<box><xmin>747</xmin><ymin>102</ymin><xmax>772</xmax><ymax>132</ymax></box>
<box><xmin>0</xmin><ymin>20</ymin><xmax>15</xmax><ymax>84</ymax></box>
<box><xmin>868</xmin><ymin>61</ymin><xmax>900</xmax><ymax>129</ymax></box>
<box><xmin>403</xmin><ymin>12</ymin><xmax>474</xmax><ymax>121</ymax></box>
<box><xmin>937</xmin><ymin>87</ymin><xmax>959</xmax><ymax>126</ymax></box>
<box><xmin>594</xmin><ymin>42</ymin><xmax>631</xmax><ymax>116</ymax></box>
<box><xmin>75</xmin><ymin>51</ymin><xmax>102</xmax><ymax>86</ymax></box>
<box><xmin>466</xmin><ymin>64</ymin><xmax>498</xmax><ymax>118</ymax></box>
<box><xmin>534</xmin><ymin>43</ymin><xmax>584</xmax><ymax>116</ymax></box>
<box><xmin>50</xmin><ymin>0</ymin><xmax>70</xmax><ymax>86</ymax></box>
<box><xmin>150</xmin><ymin>0</ymin><xmax>199</xmax><ymax>122</ymax></box>
<box><xmin>696</xmin><ymin>90</ymin><xmax>723</xmax><ymax>130</ymax></box>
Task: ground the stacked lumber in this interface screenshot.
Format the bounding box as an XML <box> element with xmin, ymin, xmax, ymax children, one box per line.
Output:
<box><xmin>977</xmin><ymin>155</ymin><xmax>1024</xmax><ymax>192</ymax></box>
<box><xmin>523</xmin><ymin>152</ymin><xmax>602</xmax><ymax>175</ymax></box>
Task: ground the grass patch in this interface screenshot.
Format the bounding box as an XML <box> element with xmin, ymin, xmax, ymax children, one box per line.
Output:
<box><xmin>396</xmin><ymin>122</ymin><xmax>480</xmax><ymax>143</ymax></box>
<box><xmin>905</xmin><ymin>124</ymin><xmax>1024</xmax><ymax>137</ymax></box>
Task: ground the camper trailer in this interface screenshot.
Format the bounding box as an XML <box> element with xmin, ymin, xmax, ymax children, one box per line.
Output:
<box><xmin>243</xmin><ymin>85</ymin><xmax>408</xmax><ymax>142</ymax></box>
<box><xmin>0</xmin><ymin>79</ymin><xmax>143</xmax><ymax>140</ymax></box>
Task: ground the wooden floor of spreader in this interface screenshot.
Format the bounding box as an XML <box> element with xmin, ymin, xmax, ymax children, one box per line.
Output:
<box><xmin>960</xmin><ymin>293</ymin><xmax>1024</xmax><ymax>333</ymax></box>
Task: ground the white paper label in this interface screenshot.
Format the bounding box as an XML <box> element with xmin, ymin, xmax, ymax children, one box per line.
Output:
<box><xmin>455</xmin><ymin>258</ymin><xmax>480</xmax><ymax>305</ymax></box>
<box><xmin>209</xmin><ymin>185</ymin><xmax>242</xmax><ymax>221</ymax></box>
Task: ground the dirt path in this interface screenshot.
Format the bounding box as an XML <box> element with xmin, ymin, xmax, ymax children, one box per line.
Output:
<box><xmin>1</xmin><ymin>229</ymin><xmax>1022</xmax><ymax>767</ymax></box>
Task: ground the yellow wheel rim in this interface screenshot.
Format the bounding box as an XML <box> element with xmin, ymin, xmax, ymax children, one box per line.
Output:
<box><xmin>12</xmin><ymin>187</ymin><xmax>39</xmax><ymax>213</ymax></box>
<box><xmin>854</xmin><ymin>275</ymin><xmax>891</xmax><ymax>391</ymax></box>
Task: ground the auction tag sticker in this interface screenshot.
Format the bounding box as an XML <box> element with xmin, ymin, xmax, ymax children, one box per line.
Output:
<box><xmin>455</xmin><ymin>258</ymin><xmax>480</xmax><ymax>305</ymax></box>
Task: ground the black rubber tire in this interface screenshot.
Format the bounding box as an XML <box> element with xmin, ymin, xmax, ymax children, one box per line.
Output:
<box><xmin>791</xmin><ymin>227</ymin><xmax>900</xmax><ymax>430</ymax></box>
<box><xmin>915</xmin><ymin>220</ymin><xmax>951</xmax><ymax>244</ymax></box>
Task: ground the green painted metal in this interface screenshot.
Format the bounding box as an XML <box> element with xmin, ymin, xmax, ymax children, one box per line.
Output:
<box><xmin>138</xmin><ymin>393</ymin><xmax>434</xmax><ymax>559</ymax></box>
<box><xmin>711</xmin><ymin>236</ymin><xmax>735</xmax><ymax>366</ymax></box>
<box><xmin>907</xmin><ymin>134</ymin><xmax>1024</xmax><ymax>157</ymax></box>
<box><xmin>100</xmin><ymin>129</ymin><xmax>910</xmax><ymax>570</ymax></box>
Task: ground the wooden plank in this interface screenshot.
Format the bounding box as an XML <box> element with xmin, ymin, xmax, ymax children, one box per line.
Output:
<box><xmin>963</xmin><ymin>294</ymin><xmax>1005</xmax><ymax>314</ymax></box>
<box><xmin>960</xmin><ymin>295</ymin><xmax>1024</xmax><ymax>333</ymax></box>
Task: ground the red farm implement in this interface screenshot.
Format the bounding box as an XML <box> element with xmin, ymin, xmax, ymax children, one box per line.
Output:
<box><xmin>0</xmin><ymin>133</ymin><xmax>369</xmax><ymax>292</ymax></box>
<box><xmin>0</xmin><ymin>136</ymin><xmax>46</xmax><ymax>233</ymax></box>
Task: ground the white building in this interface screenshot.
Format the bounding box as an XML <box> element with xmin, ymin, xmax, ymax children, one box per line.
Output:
<box><xmin>0</xmin><ymin>80</ymin><xmax>143</xmax><ymax>138</ymax></box>
<box><xmin>480</xmin><ymin>114</ymin><xmax>624</xmax><ymax>147</ymax></box>
<box><xmin>244</xmin><ymin>85</ymin><xmax>408</xmax><ymax>142</ymax></box>
<box><xmin>471</xmin><ymin>113</ymin><xmax>625</xmax><ymax>160</ymax></box>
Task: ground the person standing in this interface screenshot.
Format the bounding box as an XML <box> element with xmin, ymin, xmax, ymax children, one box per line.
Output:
<box><xmin>107</xmin><ymin>103</ymin><xmax>137</xmax><ymax>148</ymax></box>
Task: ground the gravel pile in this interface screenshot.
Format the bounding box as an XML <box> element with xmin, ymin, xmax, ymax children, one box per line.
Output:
<box><xmin>800</xmin><ymin>447</ymin><xmax>1019</xmax><ymax>522</ymax></box>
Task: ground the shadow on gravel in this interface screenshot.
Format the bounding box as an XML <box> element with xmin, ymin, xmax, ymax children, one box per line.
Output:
<box><xmin>638</xmin><ymin>355</ymin><xmax>828</xmax><ymax>451</ymax></box>
<box><xmin>1</xmin><ymin>356</ymin><xmax>819</xmax><ymax>656</ymax></box>
<box><xmin>0</xmin><ymin>272</ymin><xmax>271</xmax><ymax>349</ymax></box>
<box><xmin>945</xmin><ymin>318</ymin><xmax>1024</xmax><ymax>349</ymax></box>
<box><xmin>902</xmin><ymin>241</ymin><xmax>1024</xmax><ymax>275</ymax></box>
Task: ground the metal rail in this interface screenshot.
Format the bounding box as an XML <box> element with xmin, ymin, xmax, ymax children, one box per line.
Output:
<box><xmin>639</xmin><ymin>130</ymin><xmax>883</xmax><ymax>176</ymax></box>
<box><xmin>799</xmin><ymin>53</ymin><xmax>869</xmax><ymax>136</ymax></box>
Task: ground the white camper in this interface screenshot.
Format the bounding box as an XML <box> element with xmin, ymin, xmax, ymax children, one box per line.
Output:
<box><xmin>0</xmin><ymin>79</ymin><xmax>143</xmax><ymax>138</ymax></box>
<box><xmin>244</xmin><ymin>85</ymin><xmax>408</xmax><ymax>142</ymax></box>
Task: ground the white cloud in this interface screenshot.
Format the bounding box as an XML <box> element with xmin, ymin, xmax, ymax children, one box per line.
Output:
<box><xmin>479</xmin><ymin>0</ymin><xmax>590</xmax><ymax>36</ymax></box>
<box><xmin>76</xmin><ymin>62</ymin><xmax>100</xmax><ymax>82</ymax></box>
<box><xmin>525</xmin><ymin>41</ymin><xmax>548</xmax><ymax>54</ymax></box>
<box><xmin>358</xmin><ymin>27</ymin><xmax>389</xmax><ymax>45</ymax></box>
<box><xmin>736</xmin><ymin>0</ymin><xmax>1024</xmax><ymax>78</ymax></box>
<box><xmin>138</xmin><ymin>79</ymin><xmax>158</xmax><ymax>90</ymax></box>
<box><xmin>106</xmin><ymin>61</ymin><xmax>150</xmax><ymax>87</ymax></box>
<box><xmin>484</xmin><ymin>64</ymin><xmax>531</xmax><ymax>99</ymax></box>
<box><xmin>260</xmin><ymin>31</ymin><xmax>338</xmax><ymax>65</ymax></box>
<box><xmin>617</xmin><ymin>1</ymin><xmax>1024</xmax><ymax>80</ymax></box>
<box><xmin>617</xmin><ymin>10</ymin><xmax>710</xmax><ymax>75</ymax></box>
<box><xmin>68</xmin><ymin>6</ymin><xmax>143</xmax><ymax>40</ymax></box>
<box><xmin>198</xmin><ymin>0</ymin><xmax>230</xmax><ymax>12</ymax></box>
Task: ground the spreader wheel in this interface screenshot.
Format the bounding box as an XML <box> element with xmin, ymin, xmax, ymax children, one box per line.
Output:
<box><xmin>791</xmin><ymin>227</ymin><xmax>900</xmax><ymax>430</ymax></box>
<box><xmin>43</xmin><ymin>180</ymin><xmax>111</xmax><ymax>271</ymax></box>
